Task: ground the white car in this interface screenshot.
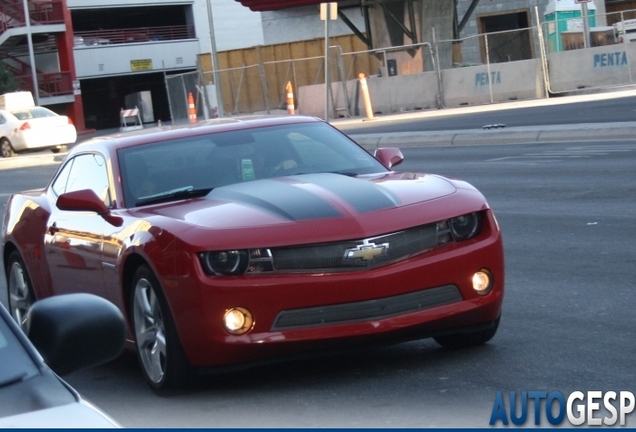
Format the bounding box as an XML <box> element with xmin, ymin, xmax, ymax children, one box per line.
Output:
<box><xmin>0</xmin><ymin>293</ymin><xmax>124</xmax><ymax>427</ymax></box>
<box><xmin>0</xmin><ymin>105</ymin><xmax>77</xmax><ymax>158</ymax></box>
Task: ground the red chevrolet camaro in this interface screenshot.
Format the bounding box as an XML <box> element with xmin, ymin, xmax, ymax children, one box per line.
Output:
<box><xmin>2</xmin><ymin>115</ymin><xmax>504</xmax><ymax>393</ymax></box>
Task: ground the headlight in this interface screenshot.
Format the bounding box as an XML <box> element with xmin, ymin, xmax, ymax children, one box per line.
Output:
<box><xmin>199</xmin><ymin>249</ymin><xmax>273</xmax><ymax>275</ymax></box>
<box><xmin>201</xmin><ymin>250</ymin><xmax>248</xmax><ymax>275</ymax></box>
<box><xmin>449</xmin><ymin>212</ymin><xmax>481</xmax><ymax>241</ymax></box>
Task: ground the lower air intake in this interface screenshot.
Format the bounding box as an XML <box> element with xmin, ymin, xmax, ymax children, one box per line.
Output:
<box><xmin>271</xmin><ymin>284</ymin><xmax>462</xmax><ymax>330</ymax></box>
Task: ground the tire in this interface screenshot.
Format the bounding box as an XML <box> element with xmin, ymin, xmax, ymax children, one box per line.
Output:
<box><xmin>50</xmin><ymin>145</ymin><xmax>67</xmax><ymax>154</ymax></box>
<box><xmin>5</xmin><ymin>251</ymin><xmax>36</xmax><ymax>332</ymax></box>
<box><xmin>434</xmin><ymin>316</ymin><xmax>500</xmax><ymax>349</ymax></box>
<box><xmin>1</xmin><ymin>138</ymin><xmax>15</xmax><ymax>158</ymax></box>
<box><xmin>130</xmin><ymin>265</ymin><xmax>195</xmax><ymax>393</ymax></box>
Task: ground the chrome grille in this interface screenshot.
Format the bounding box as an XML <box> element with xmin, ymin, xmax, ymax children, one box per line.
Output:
<box><xmin>271</xmin><ymin>222</ymin><xmax>446</xmax><ymax>272</ymax></box>
<box><xmin>271</xmin><ymin>284</ymin><xmax>462</xmax><ymax>330</ymax></box>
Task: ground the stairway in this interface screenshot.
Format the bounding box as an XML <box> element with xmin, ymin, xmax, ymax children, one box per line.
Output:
<box><xmin>0</xmin><ymin>1</ymin><xmax>71</xmax><ymax>98</ymax></box>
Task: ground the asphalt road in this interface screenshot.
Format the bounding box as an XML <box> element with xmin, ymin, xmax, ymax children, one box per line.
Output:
<box><xmin>1</xmin><ymin>139</ymin><xmax>634</xmax><ymax>427</ymax></box>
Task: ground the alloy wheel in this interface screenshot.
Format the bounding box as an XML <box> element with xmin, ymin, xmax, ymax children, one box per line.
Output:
<box><xmin>133</xmin><ymin>277</ymin><xmax>167</xmax><ymax>384</ymax></box>
<box><xmin>8</xmin><ymin>260</ymin><xmax>33</xmax><ymax>331</ymax></box>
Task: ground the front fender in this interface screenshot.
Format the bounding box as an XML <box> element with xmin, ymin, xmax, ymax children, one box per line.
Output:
<box><xmin>2</xmin><ymin>191</ymin><xmax>54</xmax><ymax>298</ymax></box>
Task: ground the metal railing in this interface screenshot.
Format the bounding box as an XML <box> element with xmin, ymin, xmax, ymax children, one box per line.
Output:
<box><xmin>0</xmin><ymin>0</ymin><xmax>64</xmax><ymax>35</ymax></box>
<box><xmin>73</xmin><ymin>25</ymin><xmax>195</xmax><ymax>47</ymax></box>
<box><xmin>15</xmin><ymin>71</ymin><xmax>72</xmax><ymax>97</ymax></box>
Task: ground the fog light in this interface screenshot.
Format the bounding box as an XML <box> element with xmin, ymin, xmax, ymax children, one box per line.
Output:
<box><xmin>472</xmin><ymin>270</ymin><xmax>493</xmax><ymax>295</ymax></box>
<box><xmin>223</xmin><ymin>307</ymin><xmax>254</xmax><ymax>335</ymax></box>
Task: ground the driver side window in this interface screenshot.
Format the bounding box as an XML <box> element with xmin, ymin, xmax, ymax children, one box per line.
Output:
<box><xmin>51</xmin><ymin>153</ymin><xmax>111</xmax><ymax>207</ymax></box>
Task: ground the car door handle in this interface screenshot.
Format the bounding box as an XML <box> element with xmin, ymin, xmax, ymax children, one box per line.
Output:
<box><xmin>48</xmin><ymin>223</ymin><xmax>59</xmax><ymax>235</ymax></box>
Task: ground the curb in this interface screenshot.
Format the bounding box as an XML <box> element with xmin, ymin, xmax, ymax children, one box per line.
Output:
<box><xmin>350</xmin><ymin>122</ymin><xmax>636</xmax><ymax>150</ymax></box>
<box><xmin>0</xmin><ymin>153</ymin><xmax>65</xmax><ymax>170</ymax></box>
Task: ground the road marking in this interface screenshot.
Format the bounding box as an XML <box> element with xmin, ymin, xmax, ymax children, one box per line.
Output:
<box><xmin>486</xmin><ymin>144</ymin><xmax>636</xmax><ymax>163</ymax></box>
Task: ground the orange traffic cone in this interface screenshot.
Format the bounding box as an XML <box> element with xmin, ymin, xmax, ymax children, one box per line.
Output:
<box><xmin>286</xmin><ymin>81</ymin><xmax>295</xmax><ymax>115</ymax></box>
<box><xmin>358</xmin><ymin>73</ymin><xmax>375</xmax><ymax>120</ymax></box>
<box><xmin>188</xmin><ymin>92</ymin><xmax>196</xmax><ymax>124</ymax></box>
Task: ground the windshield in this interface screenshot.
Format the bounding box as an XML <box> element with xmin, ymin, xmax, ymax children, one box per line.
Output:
<box><xmin>119</xmin><ymin>122</ymin><xmax>388</xmax><ymax>208</ymax></box>
<box><xmin>10</xmin><ymin>107</ymin><xmax>58</xmax><ymax>120</ymax></box>
<box><xmin>0</xmin><ymin>313</ymin><xmax>39</xmax><ymax>389</ymax></box>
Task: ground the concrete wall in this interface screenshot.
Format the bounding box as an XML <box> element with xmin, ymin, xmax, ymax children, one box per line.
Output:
<box><xmin>441</xmin><ymin>59</ymin><xmax>544</xmax><ymax>106</ymax></box>
<box><xmin>366</xmin><ymin>73</ymin><xmax>440</xmax><ymax>114</ymax></box>
<box><xmin>298</xmin><ymin>81</ymin><xmax>358</xmax><ymax>119</ymax></box>
<box><xmin>548</xmin><ymin>43</ymin><xmax>636</xmax><ymax>92</ymax></box>
<box><xmin>73</xmin><ymin>40</ymin><xmax>200</xmax><ymax>78</ymax></box>
<box><xmin>69</xmin><ymin>0</ymin><xmax>265</xmax><ymax>53</ymax></box>
<box><xmin>261</xmin><ymin>6</ymin><xmax>365</xmax><ymax>46</ymax></box>
<box><xmin>195</xmin><ymin>0</ymin><xmax>264</xmax><ymax>52</ymax></box>
<box><xmin>297</xmin><ymin>34</ymin><xmax>636</xmax><ymax>118</ymax></box>
<box><xmin>420</xmin><ymin>0</ymin><xmax>454</xmax><ymax>69</ymax></box>
<box><xmin>298</xmin><ymin>57</ymin><xmax>545</xmax><ymax>117</ymax></box>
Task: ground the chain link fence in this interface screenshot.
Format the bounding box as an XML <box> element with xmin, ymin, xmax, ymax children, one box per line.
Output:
<box><xmin>168</xmin><ymin>8</ymin><xmax>636</xmax><ymax>120</ymax></box>
<box><xmin>541</xmin><ymin>8</ymin><xmax>636</xmax><ymax>93</ymax></box>
<box><xmin>200</xmin><ymin>47</ymin><xmax>373</xmax><ymax>116</ymax></box>
<box><xmin>435</xmin><ymin>27</ymin><xmax>539</xmax><ymax>70</ymax></box>
<box><xmin>165</xmin><ymin>70</ymin><xmax>209</xmax><ymax>124</ymax></box>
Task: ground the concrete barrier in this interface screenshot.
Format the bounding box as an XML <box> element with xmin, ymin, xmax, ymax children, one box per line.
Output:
<box><xmin>441</xmin><ymin>59</ymin><xmax>544</xmax><ymax>107</ymax></box>
<box><xmin>548</xmin><ymin>43</ymin><xmax>636</xmax><ymax>92</ymax></box>
<box><xmin>298</xmin><ymin>81</ymin><xmax>358</xmax><ymax>119</ymax></box>
<box><xmin>299</xmin><ymin>59</ymin><xmax>544</xmax><ymax>117</ymax></box>
<box><xmin>298</xmin><ymin>73</ymin><xmax>439</xmax><ymax>117</ymax></box>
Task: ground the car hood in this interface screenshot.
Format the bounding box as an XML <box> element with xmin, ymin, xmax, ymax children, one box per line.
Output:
<box><xmin>146</xmin><ymin>172</ymin><xmax>453</xmax><ymax>221</ymax></box>
<box><xmin>136</xmin><ymin>172</ymin><xmax>487</xmax><ymax>248</ymax></box>
<box><xmin>0</xmin><ymin>399</ymin><xmax>120</xmax><ymax>428</ymax></box>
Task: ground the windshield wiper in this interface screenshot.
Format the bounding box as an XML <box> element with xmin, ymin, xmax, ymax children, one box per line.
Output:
<box><xmin>136</xmin><ymin>186</ymin><xmax>213</xmax><ymax>206</ymax></box>
<box><xmin>292</xmin><ymin>170</ymin><xmax>359</xmax><ymax>177</ymax></box>
<box><xmin>320</xmin><ymin>170</ymin><xmax>359</xmax><ymax>177</ymax></box>
<box><xmin>0</xmin><ymin>371</ymin><xmax>28</xmax><ymax>388</ymax></box>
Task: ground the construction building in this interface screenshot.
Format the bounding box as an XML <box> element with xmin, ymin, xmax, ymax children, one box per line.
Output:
<box><xmin>0</xmin><ymin>0</ymin><xmax>619</xmax><ymax>130</ymax></box>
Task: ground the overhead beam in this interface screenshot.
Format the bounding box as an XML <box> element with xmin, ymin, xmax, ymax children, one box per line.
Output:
<box><xmin>458</xmin><ymin>0</ymin><xmax>480</xmax><ymax>34</ymax></box>
<box><xmin>237</xmin><ymin>0</ymin><xmax>326</xmax><ymax>12</ymax></box>
<box><xmin>377</xmin><ymin>0</ymin><xmax>418</xmax><ymax>44</ymax></box>
<box><xmin>338</xmin><ymin>9</ymin><xmax>372</xmax><ymax>49</ymax></box>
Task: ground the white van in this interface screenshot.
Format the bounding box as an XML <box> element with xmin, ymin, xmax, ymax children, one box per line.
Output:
<box><xmin>613</xmin><ymin>18</ymin><xmax>636</xmax><ymax>43</ymax></box>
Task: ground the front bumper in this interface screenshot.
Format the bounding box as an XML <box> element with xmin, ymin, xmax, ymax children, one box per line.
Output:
<box><xmin>167</xmin><ymin>211</ymin><xmax>505</xmax><ymax>368</ymax></box>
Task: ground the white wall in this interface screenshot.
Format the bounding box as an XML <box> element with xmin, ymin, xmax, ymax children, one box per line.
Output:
<box><xmin>298</xmin><ymin>58</ymin><xmax>545</xmax><ymax>117</ymax></box>
<box><xmin>548</xmin><ymin>44</ymin><xmax>636</xmax><ymax>92</ymax></box>
<box><xmin>260</xmin><ymin>6</ymin><xmax>365</xmax><ymax>45</ymax></box>
<box><xmin>68</xmin><ymin>0</ymin><xmax>265</xmax><ymax>54</ymax></box>
<box><xmin>67</xmin><ymin>0</ymin><xmax>193</xmax><ymax>8</ymax></box>
<box><xmin>73</xmin><ymin>40</ymin><xmax>200</xmax><ymax>78</ymax></box>
<box><xmin>193</xmin><ymin>0</ymin><xmax>264</xmax><ymax>52</ymax></box>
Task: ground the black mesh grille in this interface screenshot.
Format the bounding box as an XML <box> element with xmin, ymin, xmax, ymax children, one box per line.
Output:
<box><xmin>272</xmin><ymin>241</ymin><xmax>364</xmax><ymax>270</ymax></box>
<box><xmin>271</xmin><ymin>285</ymin><xmax>462</xmax><ymax>330</ymax></box>
<box><xmin>271</xmin><ymin>223</ymin><xmax>443</xmax><ymax>272</ymax></box>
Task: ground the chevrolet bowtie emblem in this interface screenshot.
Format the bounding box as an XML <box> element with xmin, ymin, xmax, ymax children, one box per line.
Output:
<box><xmin>344</xmin><ymin>241</ymin><xmax>389</xmax><ymax>262</ymax></box>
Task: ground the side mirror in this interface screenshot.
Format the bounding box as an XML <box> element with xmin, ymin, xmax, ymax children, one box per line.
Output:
<box><xmin>57</xmin><ymin>189</ymin><xmax>123</xmax><ymax>227</ymax></box>
<box><xmin>26</xmin><ymin>294</ymin><xmax>126</xmax><ymax>376</ymax></box>
<box><xmin>374</xmin><ymin>147</ymin><xmax>404</xmax><ymax>170</ymax></box>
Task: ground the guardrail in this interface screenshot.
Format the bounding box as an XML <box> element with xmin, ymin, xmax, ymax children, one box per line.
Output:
<box><xmin>74</xmin><ymin>25</ymin><xmax>195</xmax><ymax>47</ymax></box>
<box><xmin>0</xmin><ymin>0</ymin><xmax>64</xmax><ymax>35</ymax></box>
<box><xmin>16</xmin><ymin>71</ymin><xmax>73</xmax><ymax>97</ymax></box>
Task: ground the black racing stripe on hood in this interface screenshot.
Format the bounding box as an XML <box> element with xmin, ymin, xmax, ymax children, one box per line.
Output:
<box><xmin>208</xmin><ymin>179</ymin><xmax>342</xmax><ymax>221</ymax></box>
<box><xmin>207</xmin><ymin>174</ymin><xmax>400</xmax><ymax>221</ymax></box>
<box><xmin>290</xmin><ymin>173</ymin><xmax>400</xmax><ymax>213</ymax></box>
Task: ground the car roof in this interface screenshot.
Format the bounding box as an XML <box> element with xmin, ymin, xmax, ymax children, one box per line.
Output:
<box><xmin>71</xmin><ymin>115</ymin><xmax>324</xmax><ymax>155</ymax></box>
